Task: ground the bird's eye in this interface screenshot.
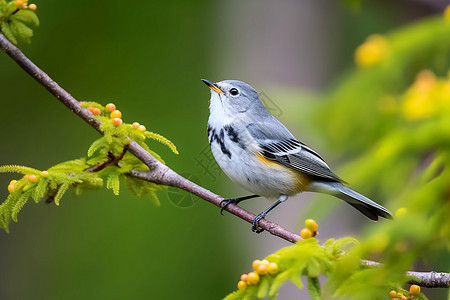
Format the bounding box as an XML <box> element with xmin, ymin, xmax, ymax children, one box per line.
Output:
<box><xmin>229</xmin><ymin>88</ymin><xmax>239</xmax><ymax>96</ymax></box>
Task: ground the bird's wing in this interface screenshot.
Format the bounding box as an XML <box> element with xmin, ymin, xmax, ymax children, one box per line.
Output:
<box><xmin>246</xmin><ymin>120</ymin><xmax>344</xmax><ymax>182</ymax></box>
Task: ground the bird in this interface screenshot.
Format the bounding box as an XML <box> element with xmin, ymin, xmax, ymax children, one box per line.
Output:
<box><xmin>202</xmin><ymin>79</ymin><xmax>392</xmax><ymax>232</ymax></box>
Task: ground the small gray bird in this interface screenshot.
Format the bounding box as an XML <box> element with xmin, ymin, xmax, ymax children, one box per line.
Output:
<box><xmin>202</xmin><ymin>79</ymin><xmax>392</xmax><ymax>232</ymax></box>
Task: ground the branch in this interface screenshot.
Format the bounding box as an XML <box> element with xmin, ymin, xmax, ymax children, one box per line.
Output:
<box><xmin>0</xmin><ymin>31</ymin><xmax>300</xmax><ymax>244</ymax></box>
<box><xmin>362</xmin><ymin>260</ymin><xmax>450</xmax><ymax>288</ymax></box>
<box><xmin>1</xmin><ymin>32</ymin><xmax>449</xmax><ymax>288</ymax></box>
<box><xmin>85</xmin><ymin>145</ymin><xmax>129</xmax><ymax>172</ymax></box>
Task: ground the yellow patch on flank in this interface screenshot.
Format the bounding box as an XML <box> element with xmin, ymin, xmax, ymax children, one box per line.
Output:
<box><xmin>256</xmin><ymin>153</ymin><xmax>285</xmax><ymax>169</ymax></box>
<box><xmin>256</xmin><ymin>153</ymin><xmax>311</xmax><ymax>193</ymax></box>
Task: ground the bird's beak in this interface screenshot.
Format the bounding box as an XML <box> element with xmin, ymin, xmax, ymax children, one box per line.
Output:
<box><xmin>201</xmin><ymin>79</ymin><xmax>223</xmax><ymax>94</ymax></box>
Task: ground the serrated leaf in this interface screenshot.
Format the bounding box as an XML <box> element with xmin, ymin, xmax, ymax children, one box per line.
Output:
<box><xmin>145</xmin><ymin>131</ymin><xmax>179</xmax><ymax>154</ymax></box>
<box><xmin>257</xmin><ymin>278</ymin><xmax>269</xmax><ymax>298</ymax></box>
<box><xmin>32</xmin><ymin>179</ymin><xmax>48</xmax><ymax>203</ymax></box>
<box><xmin>7</xmin><ymin>1</ymin><xmax>16</xmax><ymax>14</ymax></box>
<box><xmin>269</xmin><ymin>270</ymin><xmax>291</xmax><ymax>296</ymax></box>
<box><xmin>10</xmin><ymin>20</ymin><xmax>33</xmax><ymax>43</ymax></box>
<box><xmin>1</xmin><ymin>22</ymin><xmax>18</xmax><ymax>44</ymax></box>
<box><xmin>307</xmin><ymin>277</ymin><xmax>322</xmax><ymax>300</ymax></box>
<box><xmin>88</xmin><ymin>137</ymin><xmax>107</xmax><ymax>157</ymax></box>
<box><xmin>289</xmin><ymin>271</ymin><xmax>304</xmax><ymax>289</ymax></box>
<box><xmin>54</xmin><ymin>183</ymin><xmax>70</xmax><ymax>206</ymax></box>
<box><xmin>12</xmin><ymin>10</ymin><xmax>39</xmax><ymax>26</ymax></box>
<box><xmin>0</xmin><ymin>164</ymin><xmax>39</xmax><ymax>175</ymax></box>
<box><xmin>106</xmin><ymin>174</ymin><xmax>120</xmax><ymax>195</ymax></box>
<box><xmin>11</xmin><ymin>190</ymin><xmax>32</xmax><ymax>222</ymax></box>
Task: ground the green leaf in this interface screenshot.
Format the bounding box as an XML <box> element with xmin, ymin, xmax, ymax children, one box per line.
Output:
<box><xmin>88</xmin><ymin>137</ymin><xmax>107</xmax><ymax>157</ymax></box>
<box><xmin>54</xmin><ymin>183</ymin><xmax>70</xmax><ymax>206</ymax></box>
<box><xmin>289</xmin><ymin>271</ymin><xmax>303</xmax><ymax>289</ymax></box>
<box><xmin>307</xmin><ymin>277</ymin><xmax>322</xmax><ymax>300</ymax></box>
<box><xmin>106</xmin><ymin>174</ymin><xmax>120</xmax><ymax>195</ymax></box>
<box><xmin>11</xmin><ymin>189</ymin><xmax>33</xmax><ymax>222</ymax></box>
<box><xmin>257</xmin><ymin>278</ymin><xmax>269</xmax><ymax>298</ymax></box>
<box><xmin>31</xmin><ymin>179</ymin><xmax>48</xmax><ymax>203</ymax></box>
<box><xmin>9</xmin><ymin>19</ymin><xmax>33</xmax><ymax>43</ymax></box>
<box><xmin>0</xmin><ymin>164</ymin><xmax>39</xmax><ymax>175</ymax></box>
<box><xmin>145</xmin><ymin>131</ymin><xmax>179</xmax><ymax>154</ymax></box>
<box><xmin>0</xmin><ymin>22</ymin><xmax>18</xmax><ymax>44</ymax></box>
<box><xmin>12</xmin><ymin>10</ymin><xmax>39</xmax><ymax>26</ymax></box>
<box><xmin>269</xmin><ymin>270</ymin><xmax>291</xmax><ymax>296</ymax></box>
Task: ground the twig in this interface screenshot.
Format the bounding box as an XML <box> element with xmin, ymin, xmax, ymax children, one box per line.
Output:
<box><xmin>0</xmin><ymin>32</ymin><xmax>449</xmax><ymax>288</ymax></box>
<box><xmin>361</xmin><ymin>260</ymin><xmax>450</xmax><ymax>288</ymax></box>
<box><xmin>85</xmin><ymin>144</ymin><xmax>129</xmax><ymax>172</ymax></box>
<box><xmin>0</xmin><ymin>31</ymin><xmax>300</xmax><ymax>244</ymax></box>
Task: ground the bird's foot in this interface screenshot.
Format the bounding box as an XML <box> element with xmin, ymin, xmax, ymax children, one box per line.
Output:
<box><xmin>219</xmin><ymin>195</ymin><xmax>260</xmax><ymax>215</ymax></box>
<box><xmin>251</xmin><ymin>213</ymin><xmax>265</xmax><ymax>233</ymax></box>
<box><xmin>220</xmin><ymin>198</ymin><xmax>238</xmax><ymax>215</ymax></box>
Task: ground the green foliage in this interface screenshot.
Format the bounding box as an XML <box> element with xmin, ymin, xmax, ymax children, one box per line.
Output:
<box><xmin>0</xmin><ymin>102</ymin><xmax>178</xmax><ymax>233</ymax></box>
<box><xmin>0</xmin><ymin>0</ymin><xmax>39</xmax><ymax>44</ymax></box>
<box><xmin>224</xmin><ymin>237</ymin><xmax>357</xmax><ymax>300</ymax></box>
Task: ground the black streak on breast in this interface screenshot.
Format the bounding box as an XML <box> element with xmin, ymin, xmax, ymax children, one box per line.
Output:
<box><xmin>207</xmin><ymin>124</ymin><xmax>232</xmax><ymax>159</ymax></box>
<box><xmin>224</xmin><ymin>125</ymin><xmax>246</xmax><ymax>150</ymax></box>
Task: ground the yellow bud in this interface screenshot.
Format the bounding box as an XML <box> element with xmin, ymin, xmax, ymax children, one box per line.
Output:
<box><xmin>300</xmin><ymin>228</ymin><xmax>313</xmax><ymax>239</ymax></box>
<box><xmin>252</xmin><ymin>259</ymin><xmax>262</xmax><ymax>271</ymax></box>
<box><xmin>28</xmin><ymin>174</ymin><xmax>37</xmax><ymax>182</ymax></box>
<box><xmin>14</xmin><ymin>0</ymin><xmax>27</xmax><ymax>9</ymax></box>
<box><xmin>110</xmin><ymin>110</ymin><xmax>122</xmax><ymax>119</ymax></box>
<box><xmin>247</xmin><ymin>272</ymin><xmax>260</xmax><ymax>285</ymax></box>
<box><xmin>257</xmin><ymin>264</ymin><xmax>268</xmax><ymax>275</ymax></box>
<box><xmin>305</xmin><ymin>219</ymin><xmax>318</xmax><ymax>232</ymax></box>
<box><xmin>267</xmin><ymin>262</ymin><xmax>278</xmax><ymax>275</ymax></box>
<box><xmin>28</xmin><ymin>3</ymin><xmax>36</xmax><ymax>10</ymax></box>
<box><xmin>409</xmin><ymin>284</ymin><xmax>420</xmax><ymax>295</ymax></box>
<box><xmin>237</xmin><ymin>280</ymin><xmax>247</xmax><ymax>290</ymax></box>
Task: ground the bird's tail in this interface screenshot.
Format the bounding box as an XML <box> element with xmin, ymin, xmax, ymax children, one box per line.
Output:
<box><xmin>308</xmin><ymin>181</ymin><xmax>392</xmax><ymax>221</ymax></box>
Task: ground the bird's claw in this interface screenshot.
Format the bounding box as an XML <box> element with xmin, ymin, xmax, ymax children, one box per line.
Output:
<box><xmin>220</xmin><ymin>198</ymin><xmax>236</xmax><ymax>215</ymax></box>
<box><xmin>251</xmin><ymin>214</ymin><xmax>265</xmax><ymax>233</ymax></box>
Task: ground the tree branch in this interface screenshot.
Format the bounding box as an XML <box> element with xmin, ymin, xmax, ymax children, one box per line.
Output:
<box><xmin>1</xmin><ymin>32</ymin><xmax>448</xmax><ymax>288</ymax></box>
<box><xmin>361</xmin><ymin>260</ymin><xmax>450</xmax><ymax>288</ymax></box>
<box><xmin>85</xmin><ymin>145</ymin><xmax>129</xmax><ymax>172</ymax></box>
<box><xmin>0</xmin><ymin>31</ymin><xmax>300</xmax><ymax>244</ymax></box>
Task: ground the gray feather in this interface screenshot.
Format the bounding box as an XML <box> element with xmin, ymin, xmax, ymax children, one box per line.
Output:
<box><xmin>308</xmin><ymin>181</ymin><xmax>393</xmax><ymax>220</ymax></box>
<box><xmin>247</xmin><ymin>119</ymin><xmax>344</xmax><ymax>182</ymax></box>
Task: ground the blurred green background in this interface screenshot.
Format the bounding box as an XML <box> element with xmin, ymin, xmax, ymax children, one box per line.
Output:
<box><xmin>1</xmin><ymin>0</ymin><xmax>448</xmax><ymax>299</ymax></box>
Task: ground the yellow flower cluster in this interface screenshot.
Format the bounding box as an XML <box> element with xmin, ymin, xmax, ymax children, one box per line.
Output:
<box><xmin>354</xmin><ymin>34</ymin><xmax>390</xmax><ymax>67</ymax></box>
<box><xmin>237</xmin><ymin>259</ymin><xmax>279</xmax><ymax>290</ymax></box>
<box><xmin>14</xmin><ymin>0</ymin><xmax>36</xmax><ymax>11</ymax></box>
<box><xmin>14</xmin><ymin>0</ymin><xmax>27</xmax><ymax>9</ymax></box>
<box><xmin>401</xmin><ymin>70</ymin><xmax>450</xmax><ymax>121</ymax></box>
